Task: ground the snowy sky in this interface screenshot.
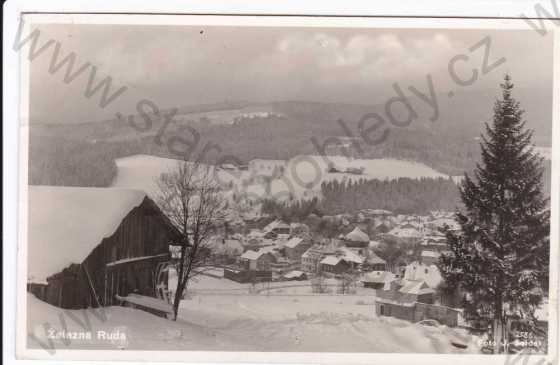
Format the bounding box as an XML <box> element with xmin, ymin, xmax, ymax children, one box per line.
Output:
<box><xmin>27</xmin><ymin>24</ymin><xmax>553</xmax><ymax>124</ymax></box>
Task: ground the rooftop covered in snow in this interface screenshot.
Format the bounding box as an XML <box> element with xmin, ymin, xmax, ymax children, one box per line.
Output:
<box><xmin>421</xmin><ymin>250</ymin><xmax>441</xmax><ymax>258</ymax></box>
<box><xmin>320</xmin><ymin>255</ymin><xmax>343</xmax><ymax>266</ymax></box>
<box><xmin>284</xmin><ymin>237</ymin><xmax>304</xmax><ymax>248</ymax></box>
<box><xmin>344</xmin><ymin>227</ymin><xmax>369</xmax><ymax>243</ymax></box>
<box><xmin>399</xmin><ymin>280</ymin><xmax>435</xmax><ymax>295</ymax></box>
<box><xmin>365</xmin><ymin>252</ymin><xmax>386</xmax><ymax>265</ymax></box>
<box><xmin>28</xmin><ymin>186</ymin><xmax>147</xmax><ymax>283</ymax></box>
<box><xmin>363</xmin><ymin>271</ymin><xmax>395</xmax><ymax>283</ymax></box>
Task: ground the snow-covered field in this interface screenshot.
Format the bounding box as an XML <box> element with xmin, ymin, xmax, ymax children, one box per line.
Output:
<box><xmin>27</xmin><ymin>275</ymin><xmax>482</xmax><ymax>353</ymax></box>
<box><xmin>111</xmin><ymin>154</ymin><xmax>454</xmax><ymax>201</ymax></box>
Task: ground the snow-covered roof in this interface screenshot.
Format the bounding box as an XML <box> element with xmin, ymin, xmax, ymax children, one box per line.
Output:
<box><xmin>263</xmin><ymin>219</ymin><xmax>290</xmax><ymax>232</ymax></box>
<box><xmin>421</xmin><ymin>250</ymin><xmax>440</xmax><ymax>258</ymax></box>
<box><xmin>375</xmin><ymin>222</ymin><xmax>392</xmax><ymax>233</ymax></box>
<box><xmin>240</xmin><ymin>247</ymin><xmax>275</xmax><ymax>260</ymax></box>
<box><xmin>209</xmin><ymin>238</ymin><xmax>244</xmax><ymax>255</ymax></box>
<box><xmin>401</xmin><ymin>223</ymin><xmax>417</xmax><ymax>229</ymax></box>
<box><xmin>338</xmin><ymin>247</ymin><xmax>365</xmax><ymax>264</ymax></box>
<box><xmin>363</xmin><ymin>271</ymin><xmax>395</xmax><ymax>283</ymax></box>
<box><xmin>345</xmin><ymin>227</ymin><xmax>369</xmax><ymax>242</ymax></box>
<box><xmin>320</xmin><ymin>255</ymin><xmax>342</xmax><ymax>266</ymax></box>
<box><xmin>302</xmin><ymin>243</ymin><xmax>336</xmax><ymax>258</ymax></box>
<box><xmin>404</xmin><ymin>262</ymin><xmax>443</xmax><ymax>288</ymax></box>
<box><xmin>421</xmin><ymin>238</ymin><xmax>447</xmax><ymax>246</ymax></box>
<box><xmin>240</xmin><ymin>250</ymin><xmax>261</xmax><ymax>260</ymax></box>
<box><xmin>363</xmin><ymin>209</ymin><xmax>393</xmax><ymax>216</ymax></box>
<box><xmin>28</xmin><ymin>186</ymin><xmax>147</xmax><ymax>282</ymax></box>
<box><xmin>428</xmin><ymin>218</ymin><xmax>460</xmax><ymax>230</ymax></box>
<box><xmin>424</xmin><ymin>233</ymin><xmax>446</xmax><ymax>240</ymax></box>
<box><xmin>366</xmin><ymin>252</ymin><xmax>386</xmax><ymax>265</ymax></box>
<box><xmin>284</xmin><ymin>237</ymin><xmax>304</xmax><ymax>249</ymax></box>
<box><xmin>283</xmin><ymin>270</ymin><xmax>306</xmax><ymax>279</ymax></box>
<box><xmin>388</xmin><ymin>226</ymin><xmax>422</xmax><ymax>238</ymax></box>
<box><xmin>399</xmin><ymin>280</ymin><xmax>434</xmax><ymax>295</ymax></box>
<box><xmin>375</xmin><ymin>297</ymin><xmax>416</xmax><ymax>307</ymax></box>
<box><xmin>106</xmin><ymin>253</ymin><xmax>169</xmax><ymax>267</ymax></box>
<box><xmin>248</xmin><ymin>229</ymin><xmax>264</xmax><ymax>238</ymax></box>
<box><xmin>301</xmin><ymin>247</ymin><xmax>313</xmax><ymax>259</ymax></box>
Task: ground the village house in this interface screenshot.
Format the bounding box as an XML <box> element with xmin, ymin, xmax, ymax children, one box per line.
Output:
<box><xmin>404</xmin><ymin>261</ymin><xmax>443</xmax><ymax>289</ymax></box>
<box><xmin>420</xmin><ymin>233</ymin><xmax>449</xmax><ymax>252</ymax></box>
<box><xmin>426</xmin><ymin>216</ymin><xmax>460</xmax><ymax>231</ymax></box>
<box><xmin>362</xmin><ymin>251</ymin><xmax>387</xmax><ymax>271</ymax></box>
<box><xmin>301</xmin><ymin>244</ymin><xmax>337</xmax><ymax>273</ymax></box>
<box><xmin>239</xmin><ymin>248</ymin><xmax>277</xmax><ymax>271</ymax></box>
<box><xmin>262</xmin><ymin>219</ymin><xmax>291</xmax><ymax>239</ymax></box>
<box><xmin>320</xmin><ymin>247</ymin><xmax>364</xmax><ymax>275</ymax></box>
<box><xmin>342</xmin><ymin>226</ymin><xmax>370</xmax><ymax>248</ymax></box>
<box><xmin>362</xmin><ymin>271</ymin><xmax>395</xmax><ymax>289</ymax></box>
<box><xmin>27</xmin><ymin>186</ymin><xmax>181</xmax><ymax>310</ymax></box>
<box><xmin>224</xmin><ymin>246</ymin><xmax>279</xmax><ymax>283</ymax></box>
<box><xmin>375</xmin><ymin>279</ymin><xmax>460</xmax><ymax>327</ymax></box>
<box><xmin>319</xmin><ymin>255</ymin><xmax>351</xmax><ymax>275</ymax></box>
<box><xmin>420</xmin><ymin>250</ymin><xmax>441</xmax><ymax>266</ymax></box>
<box><xmin>374</xmin><ymin>222</ymin><xmax>392</xmax><ymax>236</ymax></box>
<box><xmin>386</xmin><ymin>223</ymin><xmax>423</xmax><ymax>243</ymax></box>
<box><xmin>283</xmin><ymin>236</ymin><xmax>312</xmax><ymax>263</ymax></box>
<box><xmin>269</xmin><ymin>257</ymin><xmax>298</xmax><ymax>277</ymax></box>
<box><xmin>337</xmin><ymin>247</ymin><xmax>364</xmax><ymax>266</ymax></box>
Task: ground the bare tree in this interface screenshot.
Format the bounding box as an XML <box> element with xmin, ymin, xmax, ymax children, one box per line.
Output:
<box><xmin>157</xmin><ymin>161</ymin><xmax>225</xmax><ymax>320</ymax></box>
<box><xmin>338</xmin><ymin>273</ymin><xmax>358</xmax><ymax>295</ymax></box>
<box><xmin>311</xmin><ymin>271</ymin><xmax>329</xmax><ymax>294</ymax></box>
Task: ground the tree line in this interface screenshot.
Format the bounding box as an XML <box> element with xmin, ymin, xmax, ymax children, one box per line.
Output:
<box><xmin>261</xmin><ymin>176</ymin><xmax>462</xmax><ymax>220</ymax></box>
<box><xmin>320</xmin><ymin>177</ymin><xmax>461</xmax><ymax>215</ymax></box>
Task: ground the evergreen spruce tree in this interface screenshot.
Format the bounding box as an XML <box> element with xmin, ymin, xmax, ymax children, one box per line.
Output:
<box><xmin>439</xmin><ymin>75</ymin><xmax>549</xmax><ymax>353</ymax></box>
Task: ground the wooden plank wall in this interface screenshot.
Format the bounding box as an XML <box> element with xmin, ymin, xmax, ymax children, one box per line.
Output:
<box><xmin>38</xmin><ymin>198</ymin><xmax>177</xmax><ymax>309</ymax></box>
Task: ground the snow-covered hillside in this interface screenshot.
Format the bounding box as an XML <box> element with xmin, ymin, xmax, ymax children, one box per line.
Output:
<box><xmin>27</xmin><ymin>277</ymin><xmax>481</xmax><ymax>353</ymax></box>
<box><xmin>111</xmin><ymin>154</ymin><xmax>453</xmax><ymax>201</ymax></box>
<box><xmin>26</xmin><ymin>293</ymin><xmax>234</xmax><ymax>351</ymax></box>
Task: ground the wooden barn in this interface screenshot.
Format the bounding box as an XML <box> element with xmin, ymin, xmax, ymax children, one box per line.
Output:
<box><xmin>27</xmin><ymin>186</ymin><xmax>181</xmax><ymax>310</ymax></box>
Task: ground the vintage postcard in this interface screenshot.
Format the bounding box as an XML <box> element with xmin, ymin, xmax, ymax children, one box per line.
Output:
<box><xmin>5</xmin><ymin>4</ymin><xmax>559</xmax><ymax>365</ymax></box>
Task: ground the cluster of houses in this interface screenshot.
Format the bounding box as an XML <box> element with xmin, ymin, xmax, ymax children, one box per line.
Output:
<box><xmin>217</xmin><ymin>208</ymin><xmax>458</xmax><ymax>278</ymax></box>
<box><xmin>217</xmin><ymin>221</ymin><xmax>391</xmax><ymax>283</ymax></box>
<box><xmin>211</xmin><ymin>211</ymin><xmax>463</xmax><ymax>326</ymax></box>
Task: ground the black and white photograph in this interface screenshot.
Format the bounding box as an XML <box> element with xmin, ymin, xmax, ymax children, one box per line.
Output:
<box><xmin>4</xmin><ymin>4</ymin><xmax>559</xmax><ymax>364</ymax></box>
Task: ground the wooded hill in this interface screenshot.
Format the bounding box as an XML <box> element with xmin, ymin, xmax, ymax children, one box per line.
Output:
<box><xmin>29</xmin><ymin>94</ymin><xmax>551</xmax><ymax>190</ymax></box>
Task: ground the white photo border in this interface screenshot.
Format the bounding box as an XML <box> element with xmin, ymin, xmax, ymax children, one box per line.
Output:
<box><xmin>3</xmin><ymin>2</ymin><xmax>559</xmax><ymax>365</ymax></box>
